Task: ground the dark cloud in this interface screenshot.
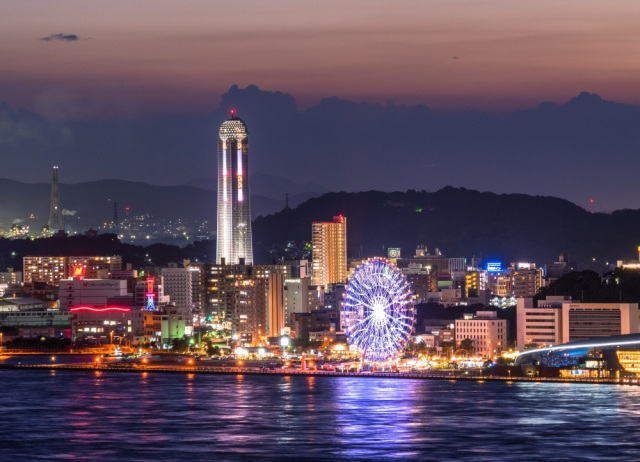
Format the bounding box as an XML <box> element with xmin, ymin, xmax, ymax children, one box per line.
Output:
<box><xmin>40</xmin><ymin>33</ymin><xmax>79</xmax><ymax>42</ymax></box>
<box><xmin>3</xmin><ymin>87</ymin><xmax>640</xmax><ymax>212</ymax></box>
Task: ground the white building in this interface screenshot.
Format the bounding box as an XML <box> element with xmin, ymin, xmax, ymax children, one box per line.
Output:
<box><xmin>517</xmin><ymin>297</ymin><xmax>640</xmax><ymax>348</ymax></box>
<box><xmin>516</xmin><ymin>296</ymin><xmax>566</xmax><ymax>349</ymax></box>
<box><xmin>285</xmin><ymin>278</ymin><xmax>310</xmax><ymax>320</ymax></box>
<box><xmin>58</xmin><ymin>279</ymin><xmax>128</xmax><ymax>311</ymax></box>
<box><xmin>454</xmin><ymin>311</ymin><xmax>506</xmax><ymax>359</ymax></box>
<box><xmin>562</xmin><ymin>302</ymin><xmax>639</xmax><ymax>342</ymax></box>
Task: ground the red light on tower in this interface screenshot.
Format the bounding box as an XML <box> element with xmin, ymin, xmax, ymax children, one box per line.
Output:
<box><xmin>230</xmin><ymin>109</ymin><xmax>236</xmax><ymax>118</ymax></box>
<box><xmin>146</xmin><ymin>277</ymin><xmax>155</xmax><ymax>296</ymax></box>
<box><xmin>145</xmin><ymin>277</ymin><xmax>156</xmax><ymax>311</ymax></box>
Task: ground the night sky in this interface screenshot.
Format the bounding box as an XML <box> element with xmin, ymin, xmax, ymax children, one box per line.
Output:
<box><xmin>2</xmin><ymin>1</ymin><xmax>640</xmax><ymax>211</ymax></box>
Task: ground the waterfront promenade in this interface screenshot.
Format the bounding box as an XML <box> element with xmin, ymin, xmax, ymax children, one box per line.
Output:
<box><xmin>0</xmin><ymin>361</ymin><xmax>632</xmax><ymax>385</ymax></box>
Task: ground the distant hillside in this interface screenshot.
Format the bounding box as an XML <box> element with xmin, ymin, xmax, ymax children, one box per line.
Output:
<box><xmin>0</xmin><ymin>178</ymin><xmax>302</xmax><ymax>231</ymax></box>
<box><xmin>253</xmin><ymin>187</ymin><xmax>640</xmax><ymax>270</ymax></box>
<box><xmin>3</xmin><ymin>182</ymin><xmax>640</xmax><ymax>270</ymax></box>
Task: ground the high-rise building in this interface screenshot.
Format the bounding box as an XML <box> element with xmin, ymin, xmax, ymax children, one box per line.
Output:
<box><xmin>283</xmin><ymin>277</ymin><xmax>310</xmax><ymax>328</ymax></box>
<box><xmin>268</xmin><ymin>273</ymin><xmax>285</xmax><ymax>337</ymax></box>
<box><xmin>216</xmin><ymin>111</ymin><xmax>253</xmax><ymax>265</ymax></box>
<box><xmin>23</xmin><ymin>256</ymin><xmax>123</xmax><ymax>285</ymax></box>
<box><xmin>161</xmin><ymin>266</ymin><xmax>193</xmax><ymax>311</ymax></box>
<box><xmin>311</xmin><ymin>215</ymin><xmax>347</xmax><ymax>287</ymax></box>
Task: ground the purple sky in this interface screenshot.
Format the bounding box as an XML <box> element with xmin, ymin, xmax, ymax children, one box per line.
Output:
<box><xmin>3</xmin><ymin>1</ymin><xmax>640</xmax><ymax>117</ymax></box>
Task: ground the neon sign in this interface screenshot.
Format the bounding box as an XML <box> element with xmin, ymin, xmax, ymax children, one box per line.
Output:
<box><xmin>70</xmin><ymin>306</ymin><xmax>131</xmax><ymax>313</ymax></box>
<box><xmin>71</xmin><ymin>265</ymin><xmax>86</xmax><ymax>279</ymax></box>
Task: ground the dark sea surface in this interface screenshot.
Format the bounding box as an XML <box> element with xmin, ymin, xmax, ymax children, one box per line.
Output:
<box><xmin>1</xmin><ymin>362</ymin><xmax>640</xmax><ymax>461</ymax></box>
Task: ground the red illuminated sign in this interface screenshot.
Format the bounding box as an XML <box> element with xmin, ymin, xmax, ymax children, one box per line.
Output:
<box><xmin>71</xmin><ymin>265</ymin><xmax>86</xmax><ymax>279</ymax></box>
<box><xmin>70</xmin><ymin>306</ymin><xmax>131</xmax><ymax>313</ymax></box>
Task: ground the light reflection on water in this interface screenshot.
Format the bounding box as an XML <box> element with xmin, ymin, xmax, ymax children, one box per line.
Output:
<box><xmin>0</xmin><ymin>370</ymin><xmax>640</xmax><ymax>460</ymax></box>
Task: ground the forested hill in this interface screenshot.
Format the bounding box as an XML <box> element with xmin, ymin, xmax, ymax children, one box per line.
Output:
<box><xmin>252</xmin><ymin>187</ymin><xmax>640</xmax><ymax>270</ymax></box>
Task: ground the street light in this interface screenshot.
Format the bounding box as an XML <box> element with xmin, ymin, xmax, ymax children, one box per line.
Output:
<box><xmin>280</xmin><ymin>336</ymin><xmax>290</xmax><ymax>358</ymax></box>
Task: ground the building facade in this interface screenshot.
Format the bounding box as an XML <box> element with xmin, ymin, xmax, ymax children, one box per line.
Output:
<box><xmin>311</xmin><ymin>215</ymin><xmax>347</xmax><ymax>287</ymax></box>
<box><xmin>24</xmin><ymin>256</ymin><xmax>122</xmax><ymax>285</ymax></box>
<box><xmin>562</xmin><ymin>302</ymin><xmax>639</xmax><ymax>342</ymax></box>
<box><xmin>268</xmin><ymin>273</ymin><xmax>285</xmax><ymax>337</ymax></box>
<box><xmin>58</xmin><ymin>278</ymin><xmax>129</xmax><ymax>311</ymax></box>
<box><xmin>516</xmin><ymin>296</ymin><xmax>566</xmax><ymax>349</ymax></box>
<box><xmin>161</xmin><ymin>266</ymin><xmax>193</xmax><ymax>311</ymax></box>
<box><xmin>284</xmin><ymin>277</ymin><xmax>310</xmax><ymax>328</ymax></box>
<box><xmin>454</xmin><ymin>311</ymin><xmax>506</xmax><ymax>359</ymax></box>
<box><xmin>216</xmin><ymin>112</ymin><xmax>253</xmax><ymax>265</ymax></box>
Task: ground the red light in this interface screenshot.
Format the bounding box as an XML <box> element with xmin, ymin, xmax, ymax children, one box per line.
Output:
<box><xmin>70</xmin><ymin>306</ymin><xmax>131</xmax><ymax>313</ymax></box>
<box><xmin>230</xmin><ymin>109</ymin><xmax>235</xmax><ymax>116</ymax></box>
<box><xmin>125</xmin><ymin>207</ymin><xmax>130</xmax><ymax>211</ymax></box>
<box><xmin>146</xmin><ymin>277</ymin><xmax>155</xmax><ymax>297</ymax></box>
<box><xmin>590</xmin><ymin>199</ymin><xmax>594</xmax><ymax>203</ymax></box>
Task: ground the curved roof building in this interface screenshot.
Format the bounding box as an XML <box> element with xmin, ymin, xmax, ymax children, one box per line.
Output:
<box><xmin>516</xmin><ymin>333</ymin><xmax>640</xmax><ymax>375</ymax></box>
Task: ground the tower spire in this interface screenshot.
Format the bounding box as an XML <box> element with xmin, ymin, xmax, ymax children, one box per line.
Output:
<box><xmin>48</xmin><ymin>166</ymin><xmax>62</xmax><ymax>231</ymax></box>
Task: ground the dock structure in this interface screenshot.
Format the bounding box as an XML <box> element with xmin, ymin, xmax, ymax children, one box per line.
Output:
<box><xmin>0</xmin><ymin>362</ymin><xmax>633</xmax><ymax>385</ymax></box>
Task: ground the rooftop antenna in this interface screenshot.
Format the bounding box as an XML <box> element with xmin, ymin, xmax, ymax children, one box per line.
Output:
<box><xmin>48</xmin><ymin>166</ymin><xmax>62</xmax><ymax>231</ymax></box>
<box><xmin>113</xmin><ymin>201</ymin><xmax>119</xmax><ymax>234</ymax></box>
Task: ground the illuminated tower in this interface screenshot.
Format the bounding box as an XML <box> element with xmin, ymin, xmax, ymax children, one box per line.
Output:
<box><xmin>48</xmin><ymin>166</ymin><xmax>62</xmax><ymax>231</ymax></box>
<box><xmin>216</xmin><ymin>110</ymin><xmax>253</xmax><ymax>265</ymax></box>
<box><xmin>145</xmin><ymin>277</ymin><xmax>156</xmax><ymax>311</ymax></box>
<box><xmin>311</xmin><ymin>215</ymin><xmax>347</xmax><ymax>287</ymax></box>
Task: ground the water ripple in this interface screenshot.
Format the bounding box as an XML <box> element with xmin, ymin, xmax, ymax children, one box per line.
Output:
<box><xmin>1</xmin><ymin>370</ymin><xmax>640</xmax><ymax>460</ymax></box>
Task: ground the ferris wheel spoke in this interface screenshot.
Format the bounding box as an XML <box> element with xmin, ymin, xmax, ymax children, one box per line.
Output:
<box><xmin>344</xmin><ymin>258</ymin><xmax>414</xmax><ymax>361</ymax></box>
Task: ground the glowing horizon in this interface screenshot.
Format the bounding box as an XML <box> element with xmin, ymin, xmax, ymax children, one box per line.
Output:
<box><xmin>3</xmin><ymin>1</ymin><xmax>640</xmax><ymax>117</ymax></box>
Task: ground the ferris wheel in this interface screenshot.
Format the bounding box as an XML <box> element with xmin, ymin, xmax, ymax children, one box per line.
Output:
<box><xmin>343</xmin><ymin>258</ymin><xmax>415</xmax><ymax>361</ymax></box>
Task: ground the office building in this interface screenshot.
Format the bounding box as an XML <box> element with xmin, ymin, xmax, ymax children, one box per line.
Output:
<box><xmin>284</xmin><ymin>277</ymin><xmax>310</xmax><ymax>328</ymax></box>
<box><xmin>161</xmin><ymin>266</ymin><xmax>193</xmax><ymax>311</ymax></box>
<box><xmin>563</xmin><ymin>302</ymin><xmax>639</xmax><ymax>342</ymax></box>
<box><xmin>516</xmin><ymin>296</ymin><xmax>567</xmax><ymax>349</ymax></box>
<box><xmin>454</xmin><ymin>311</ymin><xmax>506</xmax><ymax>359</ymax></box>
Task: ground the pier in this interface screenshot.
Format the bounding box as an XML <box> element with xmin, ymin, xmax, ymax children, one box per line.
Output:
<box><xmin>0</xmin><ymin>362</ymin><xmax>634</xmax><ymax>385</ymax></box>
